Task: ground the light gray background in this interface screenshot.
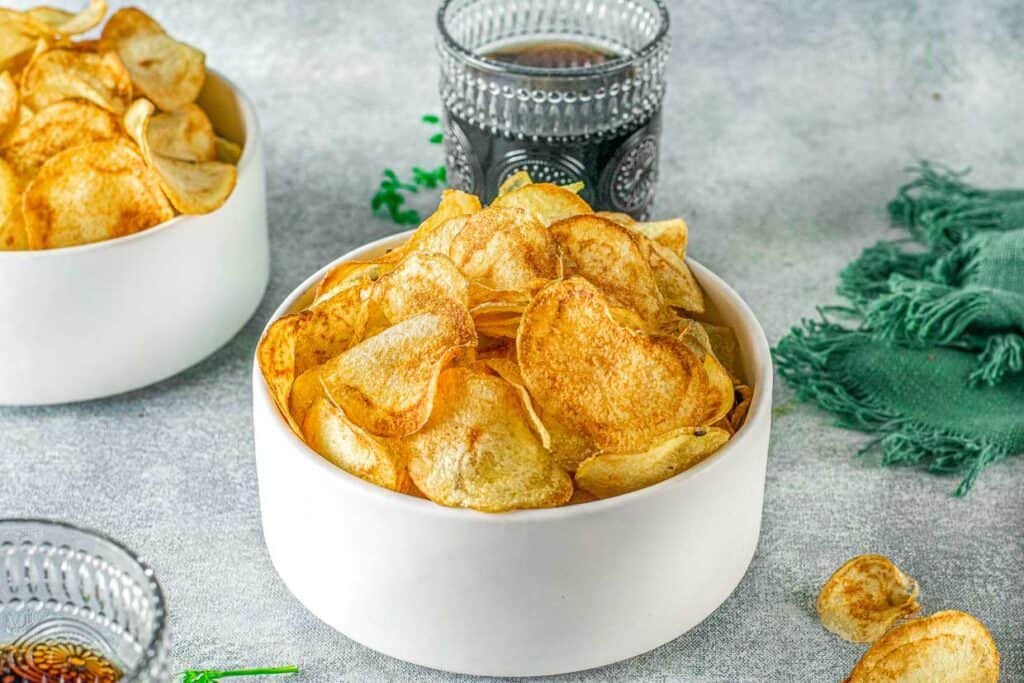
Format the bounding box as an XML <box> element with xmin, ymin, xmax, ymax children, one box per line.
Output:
<box><xmin>2</xmin><ymin>1</ymin><xmax>1022</xmax><ymax>680</ymax></box>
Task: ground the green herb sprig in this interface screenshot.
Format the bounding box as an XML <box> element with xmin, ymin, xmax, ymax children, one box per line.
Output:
<box><xmin>181</xmin><ymin>665</ymin><xmax>299</xmax><ymax>682</ymax></box>
<box><xmin>371</xmin><ymin>115</ymin><xmax>447</xmax><ymax>225</ymax></box>
<box><xmin>371</xmin><ymin>169</ymin><xmax>421</xmax><ymax>225</ymax></box>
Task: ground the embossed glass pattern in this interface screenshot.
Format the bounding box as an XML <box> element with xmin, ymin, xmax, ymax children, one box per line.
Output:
<box><xmin>437</xmin><ymin>0</ymin><xmax>670</xmax><ymax>217</ymax></box>
<box><xmin>0</xmin><ymin>520</ymin><xmax>169</xmax><ymax>682</ymax></box>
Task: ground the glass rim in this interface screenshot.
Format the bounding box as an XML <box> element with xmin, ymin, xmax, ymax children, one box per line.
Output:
<box><xmin>435</xmin><ymin>0</ymin><xmax>670</xmax><ymax>79</ymax></box>
<box><xmin>0</xmin><ymin>517</ymin><xmax>169</xmax><ymax>682</ymax></box>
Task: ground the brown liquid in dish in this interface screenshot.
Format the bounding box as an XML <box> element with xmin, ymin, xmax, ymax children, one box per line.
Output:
<box><xmin>0</xmin><ymin>641</ymin><xmax>122</xmax><ymax>683</ymax></box>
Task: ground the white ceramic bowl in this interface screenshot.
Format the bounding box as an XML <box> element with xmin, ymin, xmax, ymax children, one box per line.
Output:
<box><xmin>253</xmin><ymin>232</ymin><xmax>772</xmax><ymax>677</ymax></box>
<box><xmin>0</xmin><ymin>71</ymin><xmax>267</xmax><ymax>405</ymax></box>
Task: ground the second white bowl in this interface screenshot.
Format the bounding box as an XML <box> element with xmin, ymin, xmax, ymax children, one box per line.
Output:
<box><xmin>0</xmin><ymin>71</ymin><xmax>268</xmax><ymax>405</ymax></box>
<box><xmin>253</xmin><ymin>232</ymin><xmax>773</xmax><ymax>677</ymax></box>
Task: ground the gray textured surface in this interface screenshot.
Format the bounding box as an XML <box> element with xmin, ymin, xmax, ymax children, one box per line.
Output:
<box><xmin>2</xmin><ymin>0</ymin><xmax>1023</xmax><ymax>681</ymax></box>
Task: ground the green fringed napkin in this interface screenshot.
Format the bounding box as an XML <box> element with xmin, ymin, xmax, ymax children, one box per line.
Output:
<box><xmin>774</xmin><ymin>162</ymin><xmax>1024</xmax><ymax>495</ymax></box>
<box><xmin>775</xmin><ymin>320</ymin><xmax>1024</xmax><ymax>496</ymax></box>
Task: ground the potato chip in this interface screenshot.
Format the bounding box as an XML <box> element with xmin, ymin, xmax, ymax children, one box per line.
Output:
<box><xmin>575</xmin><ymin>426</ymin><xmax>731</xmax><ymax>498</ymax></box>
<box><xmin>497</xmin><ymin>170</ymin><xmax>532</xmax><ymax>195</ymax></box>
<box><xmin>0</xmin><ymin>24</ymin><xmax>40</xmax><ymax>74</ymax></box>
<box><xmin>0</xmin><ymin>157</ymin><xmax>16</xmax><ymax>223</ymax></box>
<box><xmin>100</xmin><ymin>7</ymin><xmax>205</xmax><ymax>112</ymax></box>
<box><xmin>678</xmin><ymin>333</ymin><xmax>735</xmax><ymax>425</ymax></box>
<box><xmin>639</xmin><ymin>235</ymin><xmax>705</xmax><ymax>313</ymax></box>
<box><xmin>147</xmin><ymin>103</ymin><xmax>216</xmax><ymax>162</ymax></box>
<box><xmin>125</xmin><ymin>97</ymin><xmax>236</xmax><ymax>214</ymax></box>
<box><xmin>0</xmin><ymin>72</ymin><xmax>17</xmax><ymax>139</ymax></box>
<box><xmin>289</xmin><ymin>364</ymin><xmax>328</xmax><ymax>430</ymax></box>
<box><xmin>518</xmin><ymin>277</ymin><xmax>714</xmax><ymax>452</ymax></box>
<box><xmin>818</xmin><ymin>554</ymin><xmax>920</xmax><ymax>644</ymax></box>
<box><xmin>449</xmin><ymin>206</ymin><xmax>559</xmax><ymax>291</ymax></box>
<box><xmin>0</xmin><ymin>157</ymin><xmax>26</xmax><ymax>250</ymax></box>
<box><xmin>550</xmin><ymin>214</ymin><xmax>666</xmax><ymax>325</ymax></box>
<box><xmin>729</xmin><ymin>383</ymin><xmax>753</xmax><ymax>431</ymax></box>
<box><xmin>594</xmin><ymin>210</ymin><xmax>636</xmax><ymax>227</ymax></box>
<box><xmin>214</xmin><ymin>135</ymin><xmax>242</xmax><ymax>164</ymax></box>
<box><xmin>699</xmin><ymin>321</ymin><xmax>743</xmax><ymax>379</ymax></box>
<box><xmin>392</xmin><ymin>187</ymin><xmax>481</xmax><ymax>260</ymax></box>
<box><xmin>1</xmin><ymin>98</ymin><xmax>119</xmax><ymax>179</ymax></box>
<box><xmin>257</xmin><ymin>283</ymin><xmax>368</xmax><ymax>430</ymax></box>
<box><xmin>403</xmin><ymin>367</ymin><xmax>572</xmax><ymax>512</ymax></box>
<box><xmin>846</xmin><ymin>611</ymin><xmax>999</xmax><ymax>683</ymax></box>
<box><xmin>567</xmin><ymin>488</ymin><xmax>598</xmax><ymax>505</ymax></box>
<box><xmin>492</xmin><ymin>181</ymin><xmax>592</xmax><ymax>226</ymax></box>
<box><xmin>361</xmin><ymin>252</ymin><xmax>469</xmax><ymax>338</ymax></box>
<box><xmin>313</xmin><ymin>259</ymin><xmax>389</xmax><ymax>306</ymax></box>
<box><xmin>303</xmin><ymin>397</ymin><xmax>407</xmax><ymax>491</ymax></box>
<box><xmin>630</xmin><ymin>217</ymin><xmax>689</xmax><ymax>260</ymax></box>
<box><xmin>320</xmin><ymin>309</ymin><xmax>476</xmax><ymax>437</ymax></box>
<box><xmin>475</xmin><ymin>357</ymin><xmax>551</xmax><ymax>449</ymax></box>
<box><xmin>22</xmin><ymin>137</ymin><xmax>173</xmax><ymax>249</ymax></box>
<box><xmin>20</xmin><ymin>48</ymin><xmax>132</xmax><ymax>113</ymax></box>
<box><xmin>28</xmin><ymin>0</ymin><xmax>107</xmax><ymax>36</ymax></box>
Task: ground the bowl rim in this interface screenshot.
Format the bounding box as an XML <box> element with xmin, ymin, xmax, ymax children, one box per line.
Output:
<box><xmin>255</xmin><ymin>230</ymin><xmax>773</xmax><ymax>522</ymax></box>
<box><xmin>0</xmin><ymin>517</ymin><xmax>168</xmax><ymax>680</ymax></box>
<box><xmin>0</xmin><ymin>67</ymin><xmax>260</xmax><ymax>259</ymax></box>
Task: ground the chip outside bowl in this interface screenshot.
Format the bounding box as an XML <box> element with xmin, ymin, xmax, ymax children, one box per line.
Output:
<box><xmin>0</xmin><ymin>70</ymin><xmax>268</xmax><ymax>405</ymax></box>
<box><xmin>252</xmin><ymin>232</ymin><xmax>772</xmax><ymax>677</ymax></box>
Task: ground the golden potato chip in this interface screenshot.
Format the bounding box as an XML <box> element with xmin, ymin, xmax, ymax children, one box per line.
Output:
<box><xmin>289</xmin><ymin>364</ymin><xmax>328</xmax><ymax>430</ymax></box>
<box><xmin>699</xmin><ymin>321</ymin><xmax>743</xmax><ymax>379</ymax></box>
<box><xmin>677</xmin><ymin>334</ymin><xmax>735</xmax><ymax>425</ymax></box>
<box><xmin>575</xmin><ymin>426</ymin><xmax>731</xmax><ymax>498</ymax></box>
<box><xmin>0</xmin><ymin>13</ymin><xmax>51</xmax><ymax>74</ymax></box>
<box><xmin>313</xmin><ymin>259</ymin><xmax>389</xmax><ymax>306</ymax></box>
<box><xmin>125</xmin><ymin>97</ymin><xmax>236</xmax><ymax>214</ymax></box>
<box><xmin>518</xmin><ymin>277</ymin><xmax>714</xmax><ymax>452</ymax></box>
<box><xmin>594</xmin><ymin>210</ymin><xmax>636</xmax><ymax>227</ymax></box>
<box><xmin>846</xmin><ymin>611</ymin><xmax>999</xmax><ymax>683</ymax></box>
<box><xmin>567</xmin><ymin>488</ymin><xmax>598</xmax><ymax>505</ymax></box>
<box><xmin>630</xmin><ymin>217</ymin><xmax>689</xmax><ymax>260</ymax></box>
<box><xmin>497</xmin><ymin>170</ymin><xmax>532</xmax><ymax>195</ymax></box>
<box><xmin>100</xmin><ymin>7</ymin><xmax>205</xmax><ymax>112</ymax></box>
<box><xmin>1</xmin><ymin>98</ymin><xmax>119</xmax><ymax>179</ymax></box>
<box><xmin>639</xmin><ymin>236</ymin><xmax>705</xmax><ymax>313</ymax></box>
<box><xmin>214</xmin><ymin>135</ymin><xmax>242</xmax><ymax>164</ymax></box>
<box><xmin>28</xmin><ymin>0</ymin><xmax>107</xmax><ymax>36</ymax></box>
<box><xmin>677</xmin><ymin>316</ymin><xmax>712</xmax><ymax>351</ymax></box>
<box><xmin>20</xmin><ymin>48</ymin><xmax>132</xmax><ymax>113</ymax></box>
<box><xmin>303</xmin><ymin>397</ymin><xmax>407</xmax><ymax>491</ymax></box>
<box><xmin>22</xmin><ymin>137</ymin><xmax>173</xmax><ymax>249</ymax></box>
<box><xmin>550</xmin><ymin>214</ymin><xmax>665</xmax><ymax>325</ymax></box>
<box><xmin>391</xmin><ymin>187</ymin><xmax>481</xmax><ymax>260</ymax></box>
<box><xmin>361</xmin><ymin>252</ymin><xmax>469</xmax><ymax>338</ymax></box>
<box><xmin>403</xmin><ymin>367</ymin><xmax>572</xmax><ymax>512</ymax></box>
<box><xmin>492</xmin><ymin>181</ymin><xmax>592</xmax><ymax>226</ymax></box>
<box><xmin>449</xmin><ymin>206</ymin><xmax>559</xmax><ymax>291</ymax></box>
<box><xmin>0</xmin><ymin>72</ymin><xmax>17</xmax><ymax>138</ymax></box>
<box><xmin>257</xmin><ymin>283</ymin><xmax>369</xmax><ymax>431</ymax></box>
<box><xmin>0</xmin><ymin>157</ymin><xmax>25</xmax><ymax>250</ymax></box>
<box><xmin>320</xmin><ymin>309</ymin><xmax>476</xmax><ymax>437</ymax></box>
<box><xmin>147</xmin><ymin>103</ymin><xmax>216</xmax><ymax>162</ymax></box>
<box><xmin>729</xmin><ymin>383</ymin><xmax>753</xmax><ymax>431</ymax></box>
<box><xmin>474</xmin><ymin>357</ymin><xmax>551</xmax><ymax>449</ymax></box>
<box><xmin>0</xmin><ymin>157</ymin><xmax>16</xmax><ymax>222</ymax></box>
<box><xmin>818</xmin><ymin>554</ymin><xmax>920</xmax><ymax>644</ymax></box>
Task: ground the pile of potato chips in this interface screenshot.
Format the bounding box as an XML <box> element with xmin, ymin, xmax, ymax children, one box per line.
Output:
<box><xmin>0</xmin><ymin>1</ymin><xmax>241</xmax><ymax>250</ymax></box>
<box><xmin>818</xmin><ymin>554</ymin><xmax>1000</xmax><ymax>682</ymax></box>
<box><xmin>259</xmin><ymin>174</ymin><xmax>752</xmax><ymax>512</ymax></box>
